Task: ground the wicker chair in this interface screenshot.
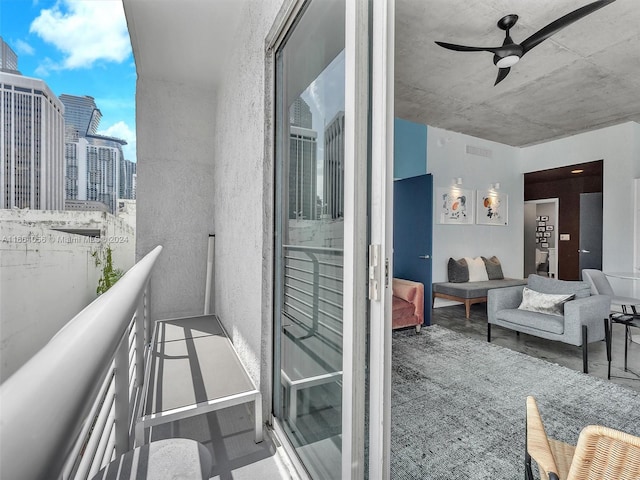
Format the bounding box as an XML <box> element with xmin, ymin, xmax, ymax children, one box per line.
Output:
<box><xmin>525</xmin><ymin>396</ymin><xmax>640</xmax><ymax>480</ymax></box>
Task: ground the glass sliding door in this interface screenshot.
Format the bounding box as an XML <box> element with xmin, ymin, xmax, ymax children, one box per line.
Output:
<box><xmin>272</xmin><ymin>0</ymin><xmax>393</xmax><ymax>477</ymax></box>
<box><xmin>274</xmin><ymin>1</ymin><xmax>347</xmax><ymax>478</ymax></box>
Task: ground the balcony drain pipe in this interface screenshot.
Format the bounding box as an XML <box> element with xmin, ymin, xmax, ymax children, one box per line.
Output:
<box><xmin>204</xmin><ymin>234</ymin><xmax>215</xmax><ymax>315</ymax></box>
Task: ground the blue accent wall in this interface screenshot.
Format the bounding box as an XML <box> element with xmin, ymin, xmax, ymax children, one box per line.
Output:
<box><xmin>394</xmin><ymin>118</ymin><xmax>427</xmax><ymax>179</ymax></box>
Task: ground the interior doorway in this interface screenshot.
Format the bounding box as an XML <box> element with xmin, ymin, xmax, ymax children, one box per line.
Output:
<box><xmin>524</xmin><ymin>199</ymin><xmax>559</xmax><ymax>278</ymax></box>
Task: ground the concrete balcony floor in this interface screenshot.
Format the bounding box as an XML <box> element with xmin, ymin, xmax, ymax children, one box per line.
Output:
<box><xmin>149</xmin><ymin>404</ymin><xmax>297</xmax><ymax>480</ymax></box>
<box><xmin>145</xmin><ymin>305</ymin><xmax>638</xmax><ymax>480</ymax></box>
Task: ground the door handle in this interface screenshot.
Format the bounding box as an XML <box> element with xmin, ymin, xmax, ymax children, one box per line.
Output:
<box><xmin>578</xmin><ymin>249</ymin><xmax>591</xmax><ymax>253</ymax></box>
<box><xmin>419</xmin><ymin>255</ymin><xmax>431</xmax><ymax>259</ymax></box>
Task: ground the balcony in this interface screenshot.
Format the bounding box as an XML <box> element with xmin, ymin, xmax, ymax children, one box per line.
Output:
<box><xmin>0</xmin><ymin>246</ymin><xmax>294</xmax><ymax>480</ymax></box>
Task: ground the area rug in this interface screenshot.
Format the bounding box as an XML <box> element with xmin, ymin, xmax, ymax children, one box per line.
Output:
<box><xmin>391</xmin><ymin>325</ymin><xmax>640</xmax><ymax>480</ymax></box>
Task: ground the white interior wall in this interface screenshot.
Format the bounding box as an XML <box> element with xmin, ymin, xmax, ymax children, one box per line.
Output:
<box><xmin>136</xmin><ymin>78</ymin><xmax>216</xmax><ymax>321</ymax></box>
<box><xmin>520</xmin><ymin>121</ymin><xmax>640</xmax><ymax>296</ymax></box>
<box><xmin>427</xmin><ymin>126</ymin><xmax>524</xmax><ymax>283</ymax></box>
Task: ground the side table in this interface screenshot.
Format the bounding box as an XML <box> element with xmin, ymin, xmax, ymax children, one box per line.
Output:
<box><xmin>604</xmin><ymin>313</ymin><xmax>640</xmax><ymax>380</ymax></box>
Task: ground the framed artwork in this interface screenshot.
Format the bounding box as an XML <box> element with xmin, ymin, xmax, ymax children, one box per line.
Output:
<box><xmin>436</xmin><ymin>187</ymin><xmax>474</xmax><ymax>224</ymax></box>
<box><xmin>536</xmin><ymin>216</ymin><xmax>541</xmax><ymax>221</ymax></box>
<box><xmin>546</xmin><ymin>225</ymin><xmax>554</xmax><ymax>231</ymax></box>
<box><xmin>536</xmin><ymin>232</ymin><xmax>543</xmax><ymax>237</ymax></box>
<box><xmin>537</xmin><ymin>226</ymin><xmax>546</xmax><ymax>232</ymax></box>
<box><xmin>543</xmin><ymin>232</ymin><xmax>551</xmax><ymax>238</ymax></box>
<box><xmin>536</xmin><ymin>238</ymin><xmax>540</xmax><ymax>243</ymax></box>
<box><xmin>538</xmin><ymin>221</ymin><xmax>546</xmax><ymax>227</ymax></box>
<box><xmin>541</xmin><ymin>215</ymin><xmax>549</xmax><ymax>221</ymax></box>
<box><xmin>541</xmin><ymin>242</ymin><xmax>549</xmax><ymax>248</ymax></box>
<box><xmin>477</xmin><ymin>191</ymin><xmax>508</xmax><ymax>225</ymax></box>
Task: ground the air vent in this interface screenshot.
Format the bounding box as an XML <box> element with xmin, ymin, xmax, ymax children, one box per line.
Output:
<box><xmin>466</xmin><ymin>145</ymin><xmax>493</xmax><ymax>158</ymax></box>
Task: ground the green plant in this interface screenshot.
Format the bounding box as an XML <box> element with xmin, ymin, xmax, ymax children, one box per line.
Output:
<box><xmin>92</xmin><ymin>245</ymin><xmax>124</xmax><ymax>295</ymax></box>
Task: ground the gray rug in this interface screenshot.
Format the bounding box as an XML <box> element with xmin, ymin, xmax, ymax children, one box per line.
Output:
<box><xmin>391</xmin><ymin>325</ymin><xmax>640</xmax><ymax>479</ymax></box>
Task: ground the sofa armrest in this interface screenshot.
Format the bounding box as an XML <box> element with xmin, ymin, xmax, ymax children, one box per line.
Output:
<box><xmin>487</xmin><ymin>285</ymin><xmax>525</xmax><ymax>324</ymax></box>
<box><xmin>563</xmin><ymin>294</ymin><xmax>611</xmax><ymax>344</ymax></box>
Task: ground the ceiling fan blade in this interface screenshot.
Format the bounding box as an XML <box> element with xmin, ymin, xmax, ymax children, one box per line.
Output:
<box><xmin>435</xmin><ymin>41</ymin><xmax>504</xmax><ymax>54</ymax></box>
<box><xmin>494</xmin><ymin>67</ymin><xmax>511</xmax><ymax>86</ymax></box>
<box><xmin>521</xmin><ymin>0</ymin><xmax>616</xmax><ymax>54</ymax></box>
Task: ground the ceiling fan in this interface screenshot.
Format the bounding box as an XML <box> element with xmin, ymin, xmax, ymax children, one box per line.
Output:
<box><xmin>435</xmin><ymin>0</ymin><xmax>616</xmax><ymax>86</ymax></box>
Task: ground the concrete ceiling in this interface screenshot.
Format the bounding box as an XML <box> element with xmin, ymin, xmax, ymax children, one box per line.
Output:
<box><xmin>124</xmin><ymin>0</ymin><xmax>640</xmax><ymax>148</ymax></box>
<box><xmin>123</xmin><ymin>0</ymin><xmax>245</xmax><ymax>88</ymax></box>
<box><xmin>395</xmin><ymin>0</ymin><xmax>640</xmax><ymax>146</ymax></box>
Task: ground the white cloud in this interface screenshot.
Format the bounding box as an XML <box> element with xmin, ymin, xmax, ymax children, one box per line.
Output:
<box><xmin>30</xmin><ymin>0</ymin><xmax>131</xmax><ymax>70</ymax></box>
<box><xmin>99</xmin><ymin>121</ymin><xmax>136</xmax><ymax>162</ymax></box>
<box><xmin>14</xmin><ymin>39</ymin><xmax>35</xmax><ymax>56</ymax></box>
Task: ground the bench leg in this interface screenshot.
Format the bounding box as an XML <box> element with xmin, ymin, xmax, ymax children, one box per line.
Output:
<box><xmin>487</xmin><ymin>323</ymin><xmax>491</xmax><ymax>342</ymax></box>
<box><xmin>465</xmin><ymin>301</ymin><xmax>471</xmax><ymax>319</ymax></box>
<box><xmin>254</xmin><ymin>393</ymin><xmax>263</xmax><ymax>443</ymax></box>
<box><xmin>289</xmin><ymin>386</ymin><xmax>297</xmax><ymax>426</ymax></box>
<box><xmin>135</xmin><ymin>421</ymin><xmax>145</xmax><ymax>447</ymax></box>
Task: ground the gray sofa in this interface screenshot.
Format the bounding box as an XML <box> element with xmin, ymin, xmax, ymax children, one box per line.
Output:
<box><xmin>487</xmin><ymin>274</ymin><xmax>610</xmax><ymax>373</ymax></box>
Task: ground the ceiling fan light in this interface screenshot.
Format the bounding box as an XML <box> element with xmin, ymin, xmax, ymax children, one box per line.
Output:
<box><xmin>496</xmin><ymin>55</ymin><xmax>520</xmax><ymax>68</ymax></box>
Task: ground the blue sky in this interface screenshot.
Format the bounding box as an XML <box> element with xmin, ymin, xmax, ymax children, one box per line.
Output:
<box><xmin>1</xmin><ymin>0</ymin><xmax>137</xmax><ymax>161</ymax></box>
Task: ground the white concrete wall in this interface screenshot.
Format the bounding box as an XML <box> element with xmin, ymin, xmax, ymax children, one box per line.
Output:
<box><xmin>0</xmin><ymin>225</ymin><xmax>101</xmax><ymax>381</ymax></box>
<box><xmin>520</xmin><ymin>121</ymin><xmax>640</xmax><ymax>297</ymax></box>
<box><xmin>135</xmin><ymin>78</ymin><xmax>216</xmax><ymax>321</ymax></box>
<box><xmin>0</xmin><ymin>209</ymin><xmax>136</xmax><ymax>381</ymax></box>
<box><xmin>427</xmin><ymin>126</ymin><xmax>524</xmax><ymax>284</ymax></box>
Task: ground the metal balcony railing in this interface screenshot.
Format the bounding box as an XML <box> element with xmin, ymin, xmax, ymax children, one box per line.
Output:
<box><xmin>282</xmin><ymin>245</ymin><xmax>343</xmax><ymax>348</ymax></box>
<box><xmin>0</xmin><ymin>246</ymin><xmax>163</xmax><ymax>480</ymax></box>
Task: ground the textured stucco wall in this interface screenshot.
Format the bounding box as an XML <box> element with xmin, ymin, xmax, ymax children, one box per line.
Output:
<box><xmin>136</xmin><ymin>78</ymin><xmax>216</xmax><ymax>321</ymax></box>
<box><xmin>210</xmin><ymin>0</ymin><xmax>283</xmax><ymax>404</ymax></box>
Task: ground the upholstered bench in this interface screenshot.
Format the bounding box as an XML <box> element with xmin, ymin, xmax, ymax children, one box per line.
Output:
<box><xmin>433</xmin><ymin>255</ymin><xmax>527</xmax><ymax>318</ymax></box>
<box><xmin>433</xmin><ymin>279</ymin><xmax>528</xmax><ymax>318</ymax></box>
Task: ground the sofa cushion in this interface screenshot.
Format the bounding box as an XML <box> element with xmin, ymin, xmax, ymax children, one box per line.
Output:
<box><xmin>495</xmin><ymin>308</ymin><xmax>565</xmax><ymax>335</ymax></box>
<box><xmin>433</xmin><ymin>278</ymin><xmax>528</xmax><ymax>299</ymax></box>
<box><xmin>527</xmin><ymin>274</ymin><xmax>591</xmax><ymax>299</ymax></box>
<box><xmin>482</xmin><ymin>256</ymin><xmax>504</xmax><ymax>280</ymax></box>
<box><xmin>447</xmin><ymin>257</ymin><xmax>469</xmax><ymax>283</ymax></box>
<box><xmin>465</xmin><ymin>257</ymin><xmax>489</xmax><ymax>282</ymax></box>
<box><xmin>518</xmin><ymin>287</ymin><xmax>574</xmax><ymax>317</ymax></box>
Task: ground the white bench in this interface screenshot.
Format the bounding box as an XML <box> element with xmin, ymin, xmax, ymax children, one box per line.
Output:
<box><xmin>135</xmin><ymin>314</ymin><xmax>263</xmax><ymax>445</ymax></box>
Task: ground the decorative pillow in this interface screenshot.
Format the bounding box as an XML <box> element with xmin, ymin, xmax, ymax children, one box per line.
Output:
<box><xmin>482</xmin><ymin>256</ymin><xmax>504</xmax><ymax>280</ymax></box>
<box><xmin>465</xmin><ymin>256</ymin><xmax>489</xmax><ymax>282</ymax></box>
<box><xmin>447</xmin><ymin>257</ymin><xmax>469</xmax><ymax>283</ymax></box>
<box><xmin>518</xmin><ymin>287</ymin><xmax>575</xmax><ymax>317</ymax></box>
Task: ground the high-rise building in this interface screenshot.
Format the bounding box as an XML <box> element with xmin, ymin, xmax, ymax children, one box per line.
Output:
<box><xmin>1</xmin><ymin>37</ymin><xmax>19</xmax><ymax>73</ymax></box>
<box><xmin>288</xmin><ymin>98</ymin><xmax>317</xmax><ymax>220</ymax></box>
<box><xmin>323</xmin><ymin>111</ymin><xmax>345</xmax><ymax>219</ymax></box>
<box><xmin>289</xmin><ymin>97</ymin><xmax>312</xmax><ymax>129</ymax></box>
<box><xmin>119</xmin><ymin>158</ymin><xmax>136</xmax><ymax>199</ymax></box>
<box><xmin>0</xmin><ymin>49</ymin><xmax>65</xmax><ymax>210</ymax></box>
<box><xmin>60</xmin><ymin>95</ymin><xmax>126</xmax><ymax>213</ymax></box>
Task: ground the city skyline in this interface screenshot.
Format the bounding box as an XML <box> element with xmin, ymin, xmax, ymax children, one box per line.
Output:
<box><xmin>1</xmin><ymin>0</ymin><xmax>137</xmax><ymax>162</ymax></box>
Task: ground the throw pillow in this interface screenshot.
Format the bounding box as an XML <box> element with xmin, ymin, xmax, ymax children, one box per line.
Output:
<box><xmin>517</xmin><ymin>287</ymin><xmax>575</xmax><ymax>317</ymax></box>
<box><xmin>482</xmin><ymin>256</ymin><xmax>504</xmax><ymax>280</ymax></box>
<box><xmin>465</xmin><ymin>256</ymin><xmax>489</xmax><ymax>282</ymax></box>
<box><xmin>447</xmin><ymin>257</ymin><xmax>469</xmax><ymax>283</ymax></box>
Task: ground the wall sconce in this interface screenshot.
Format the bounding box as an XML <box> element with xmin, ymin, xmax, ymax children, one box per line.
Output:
<box><xmin>452</xmin><ymin>177</ymin><xmax>463</xmax><ymax>187</ymax></box>
<box><xmin>490</xmin><ymin>182</ymin><xmax>501</xmax><ymax>191</ymax></box>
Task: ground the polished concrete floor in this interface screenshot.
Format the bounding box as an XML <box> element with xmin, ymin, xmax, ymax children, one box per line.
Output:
<box><xmin>431</xmin><ymin>303</ymin><xmax>640</xmax><ymax>393</ymax></box>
